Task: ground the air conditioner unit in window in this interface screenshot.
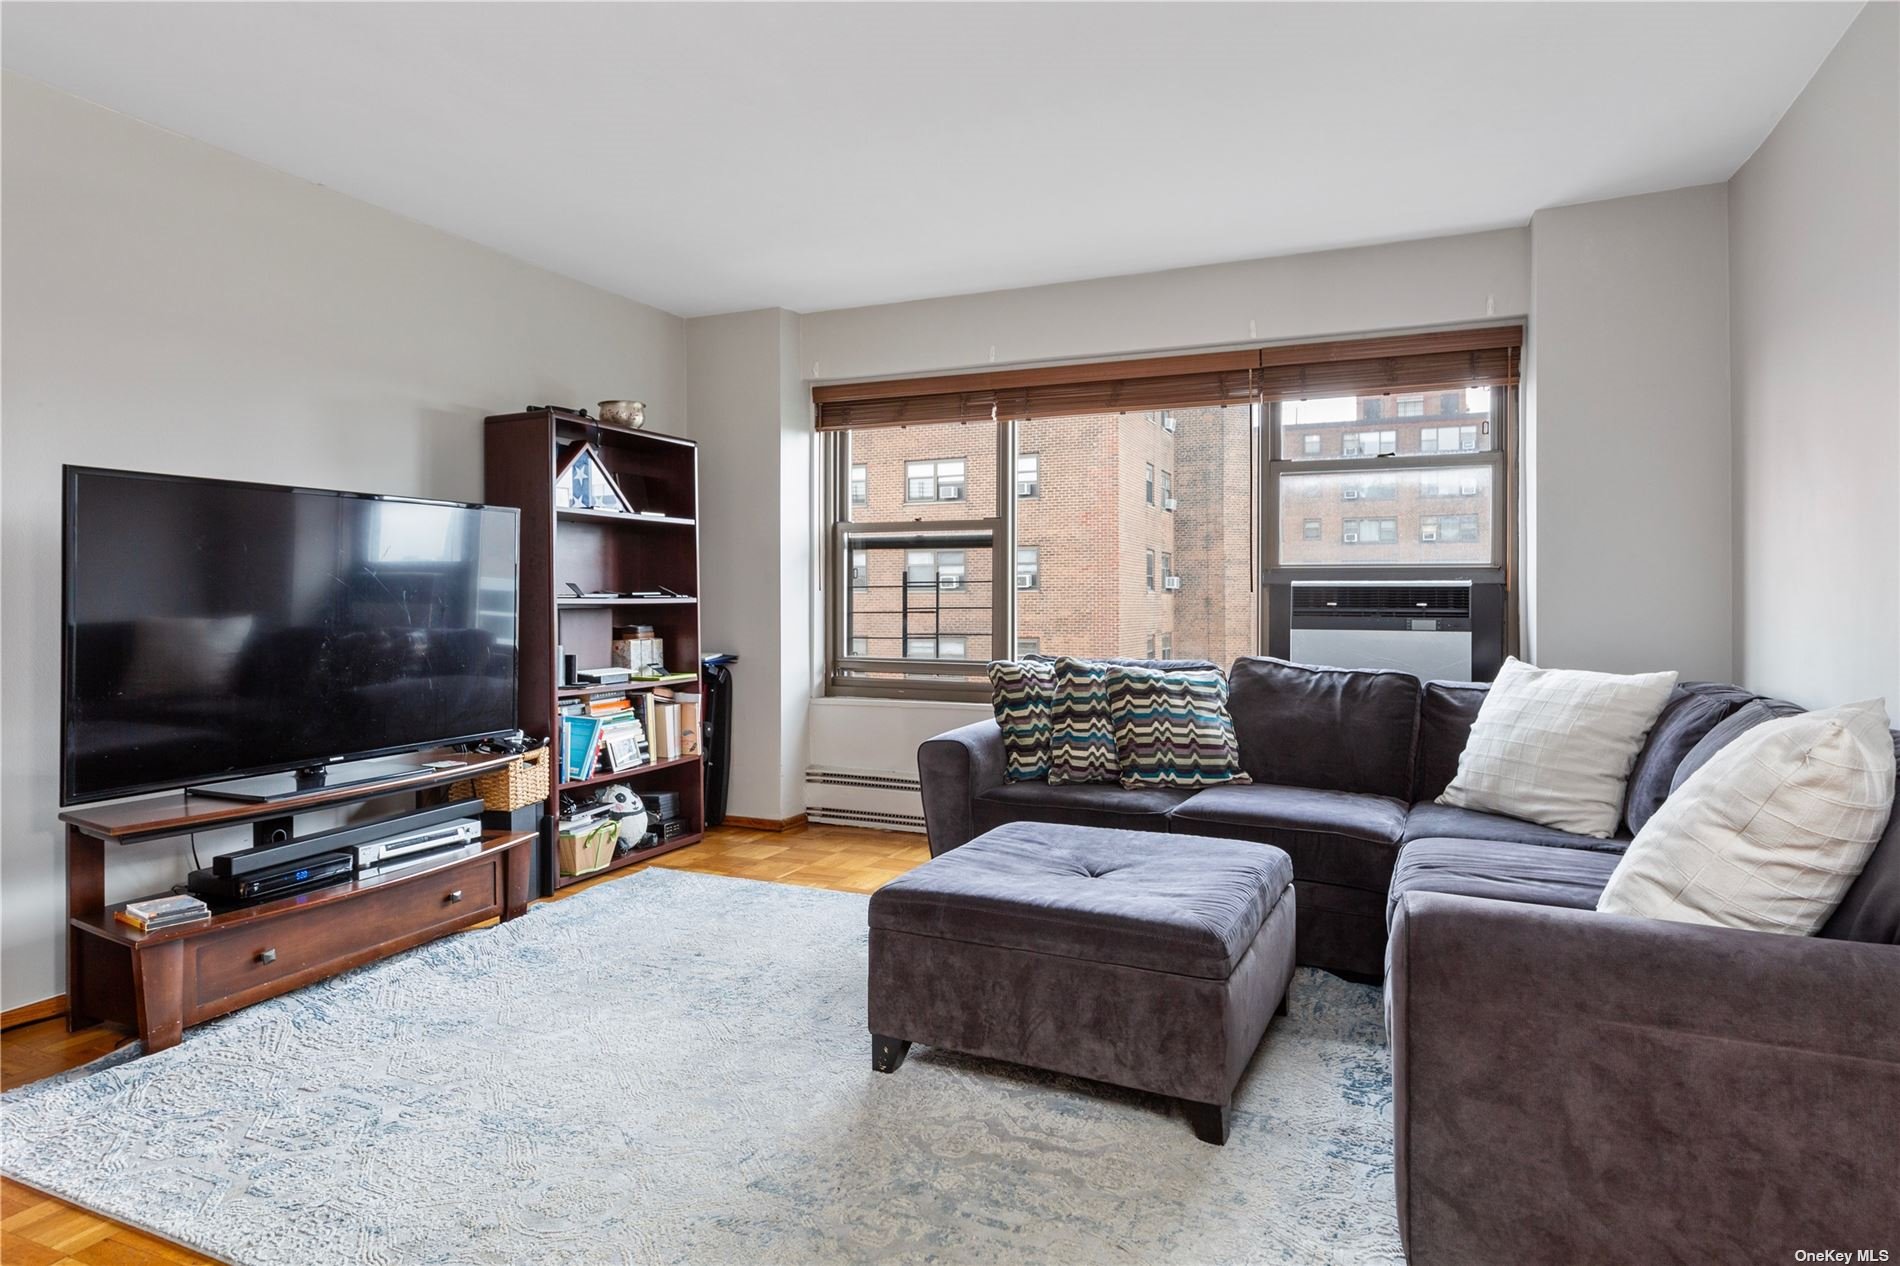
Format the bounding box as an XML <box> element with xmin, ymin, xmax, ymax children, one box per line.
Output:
<box><xmin>1163</xmin><ymin>576</ymin><xmax>1182</xmax><ymax>591</ymax></box>
<box><xmin>1162</xmin><ymin>415</ymin><xmax>1176</xmax><ymax>433</ymax></box>
<box><xmin>1016</xmin><ymin>573</ymin><xmax>1034</xmax><ymax>590</ymax></box>
<box><xmin>1163</xmin><ymin>497</ymin><xmax>1177</xmax><ymax>511</ymax></box>
<box><xmin>1343</xmin><ymin>532</ymin><xmax>1360</xmax><ymax>543</ymax></box>
<box><xmin>1460</xmin><ymin>481</ymin><xmax>1479</xmax><ymax>496</ymax></box>
<box><xmin>1343</xmin><ymin>488</ymin><xmax>1361</xmax><ymax>500</ymax></box>
<box><xmin>1017</xmin><ymin>482</ymin><xmax>1036</xmax><ymax>497</ymax></box>
<box><xmin>1422</xmin><ymin>526</ymin><xmax>1439</xmax><ymax>542</ymax></box>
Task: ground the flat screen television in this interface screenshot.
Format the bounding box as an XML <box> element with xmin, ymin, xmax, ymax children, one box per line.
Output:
<box><xmin>61</xmin><ymin>466</ymin><xmax>520</xmax><ymax>805</ymax></box>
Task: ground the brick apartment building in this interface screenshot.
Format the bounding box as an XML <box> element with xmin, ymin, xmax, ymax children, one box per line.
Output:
<box><xmin>842</xmin><ymin>389</ymin><xmax>1490</xmax><ymax>670</ymax></box>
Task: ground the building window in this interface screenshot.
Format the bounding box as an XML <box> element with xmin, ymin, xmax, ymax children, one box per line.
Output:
<box><xmin>906</xmin><ymin>458</ymin><xmax>965</xmax><ymax>502</ymax></box>
<box><xmin>1144</xmin><ymin>463</ymin><xmax>1155</xmax><ymax>504</ymax></box>
<box><xmin>1161</xmin><ymin>469</ymin><xmax>1174</xmax><ymax>509</ymax></box>
<box><xmin>1395</xmin><ymin>394</ymin><xmax>1425</xmax><ymax>417</ymax></box>
<box><xmin>1419</xmin><ymin>425</ymin><xmax>1479</xmax><ymax>454</ymax></box>
<box><xmin>1303</xmin><ymin>518</ymin><xmax>1321</xmax><ymax>540</ymax></box>
<box><xmin>850</xmin><ymin>549</ymin><xmax>868</xmax><ymax>589</ymax></box>
<box><xmin>1420</xmin><ymin>471</ymin><xmax>1482</xmax><ymax>498</ymax></box>
<box><xmin>1161</xmin><ymin>551</ymin><xmax>1174</xmax><ymax>589</ymax></box>
<box><xmin>1145</xmin><ymin>548</ymin><xmax>1156</xmax><ymax>590</ymax></box>
<box><xmin>1363</xmin><ymin>398</ymin><xmax>1383</xmax><ymax>420</ymax></box>
<box><xmin>1342</xmin><ymin>477</ymin><xmax>1397</xmax><ymax>502</ymax></box>
<box><xmin>1342</xmin><ymin>430</ymin><xmax>1398</xmax><ymax>458</ymax></box>
<box><xmin>1146</xmin><ymin>633</ymin><xmax>1157</xmax><ymax>657</ymax></box>
<box><xmin>1302</xmin><ymin>434</ymin><xmax>1322</xmax><ymax>456</ymax></box>
<box><xmin>905</xmin><ymin>635</ymin><xmax>967</xmax><ymax>659</ymax></box>
<box><xmin>1441</xmin><ymin>392</ymin><xmax>1462</xmax><ymax>415</ymax></box>
<box><xmin>1421</xmin><ymin>514</ymin><xmax>1480</xmax><ymax>543</ymax></box>
<box><xmin>1017</xmin><ymin>636</ymin><xmax>1041</xmax><ymax>656</ymax></box>
<box><xmin>849</xmin><ymin>464</ymin><xmax>868</xmax><ymax>506</ymax></box>
<box><xmin>1016</xmin><ymin>452</ymin><xmax>1040</xmax><ymax>498</ymax></box>
<box><xmin>1342</xmin><ymin>518</ymin><xmax>1398</xmax><ymax>544</ymax></box>
<box><xmin>849</xmin><ymin>636</ymin><xmax>868</xmax><ymax>655</ymax></box>
<box><xmin>1015</xmin><ymin>546</ymin><xmax>1040</xmax><ymax>591</ymax></box>
<box><xmin>906</xmin><ymin>549</ymin><xmax>964</xmax><ymax>590</ymax></box>
<box><xmin>1160</xmin><ymin>634</ymin><xmax>1172</xmax><ymax>658</ymax></box>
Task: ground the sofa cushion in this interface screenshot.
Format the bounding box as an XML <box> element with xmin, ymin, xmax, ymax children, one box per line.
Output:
<box><xmin>1402</xmin><ymin>801</ymin><xmax>1631</xmax><ymax>854</ymax></box>
<box><xmin>1226</xmin><ymin>656</ymin><xmax>1422</xmax><ymax>802</ymax></box>
<box><xmin>986</xmin><ymin>658</ymin><xmax>1057</xmax><ymax>781</ymax></box>
<box><xmin>974</xmin><ymin>780</ymin><xmax>1194</xmax><ymax>836</ymax></box>
<box><xmin>1046</xmin><ymin>657</ymin><xmax>1119</xmax><ymax>785</ymax></box>
<box><xmin>1600</xmin><ymin>702</ymin><xmax>1896</xmax><ymax>937</ymax></box>
<box><xmin>1386</xmin><ymin>837</ymin><xmax>1621</xmax><ymax>930</ymax></box>
<box><xmin>1622</xmin><ymin>683</ymin><xmax>1754</xmax><ymax>834</ymax></box>
<box><xmin>1821</xmin><ymin>730</ymin><xmax>1900</xmax><ymax>945</ymax></box>
<box><xmin>1412</xmin><ymin>680</ymin><xmax>1489</xmax><ymax>802</ymax></box>
<box><xmin>1437</xmin><ymin>657</ymin><xmax>1678</xmax><ymax>838</ymax></box>
<box><xmin>869</xmin><ymin>821</ymin><xmax>1292</xmax><ymax>979</ymax></box>
<box><xmin>1169</xmin><ymin>782</ymin><xmax>1407</xmax><ymax>892</ymax></box>
<box><xmin>1668</xmin><ymin>697</ymin><xmax>1807</xmax><ymax>794</ymax></box>
<box><xmin>1104</xmin><ymin>663</ymin><xmax>1247</xmax><ymax>789</ymax></box>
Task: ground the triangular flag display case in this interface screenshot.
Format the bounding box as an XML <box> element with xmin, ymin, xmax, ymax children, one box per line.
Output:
<box><xmin>554</xmin><ymin>440</ymin><xmax>631</xmax><ymax>513</ymax></box>
<box><xmin>484</xmin><ymin>407</ymin><xmax>705</xmax><ymax>893</ymax></box>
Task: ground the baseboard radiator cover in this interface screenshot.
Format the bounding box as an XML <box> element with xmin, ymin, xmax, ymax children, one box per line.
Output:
<box><xmin>803</xmin><ymin>766</ymin><xmax>927</xmax><ymax>833</ymax></box>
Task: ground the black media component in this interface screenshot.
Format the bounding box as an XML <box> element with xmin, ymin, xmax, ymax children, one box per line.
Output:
<box><xmin>701</xmin><ymin>653</ymin><xmax>738</xmax><ymax>826</ymax></box>
<box><xmin>188</xmin><ymin>851</ymin><xmax>356</xmax><ymax>904</ymax></box>
<box><xmin>212</xmin><ymin>797</ymin><xmax>485</xmax><ymax>878</ymax></box>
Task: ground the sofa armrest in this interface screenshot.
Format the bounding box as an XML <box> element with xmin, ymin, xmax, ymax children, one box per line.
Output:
<box><xmin>917</xmin><ymin>720</ymin><xmax>1006</xmax><ymax>856</ymax></box>
<box><xmin>1388</xmin><ymin>892</ymin><xmax>1900</xmax><ymax>1266</ymax></box>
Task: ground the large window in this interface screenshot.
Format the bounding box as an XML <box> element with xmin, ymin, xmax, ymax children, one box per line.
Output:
<box><xmin>1272</xmin><ymin>387</ymin><xmax>1503</xmax><ymax>570</ymax></box>
<box><xmin>819</xmin><ymin>326</ymin><xmax>1517</xmax><ymax>697</ymax></box>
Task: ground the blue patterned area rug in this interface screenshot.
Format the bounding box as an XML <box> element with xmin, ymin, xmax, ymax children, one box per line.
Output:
<box><xmin>2</xmin><ymin>869</ymin><xmax>1402</xmax><ymax>1265</ymax></box>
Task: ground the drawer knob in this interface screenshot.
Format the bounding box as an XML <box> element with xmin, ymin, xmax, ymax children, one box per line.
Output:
<box><xmin>256</xmin><ymin>948</ymin><xmax>277</xmax><ymax>965</ymax></box>
<box><xmin>447</xmin><ymin>889</ymin><xmax>464</xmax><ymax>904</ymax></box>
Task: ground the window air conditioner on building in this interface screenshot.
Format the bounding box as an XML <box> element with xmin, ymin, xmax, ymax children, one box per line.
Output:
<box><xmin>1163</xmin><ymin>497</ymin><xmax>1177</xmax><ymax>511</ymax></box>
<box><xmin>1164</xmin><ymin>576</ymin><xmax>1182</xmax><ymax>591</ymax></box>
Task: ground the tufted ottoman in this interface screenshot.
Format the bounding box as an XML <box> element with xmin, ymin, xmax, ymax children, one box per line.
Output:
<box><xmin>866</xmin><ymin>821</ymin><xmax>1296</xmax><ymax>1144</ymax></box>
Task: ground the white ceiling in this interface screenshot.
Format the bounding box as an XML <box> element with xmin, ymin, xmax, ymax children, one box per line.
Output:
<box><xmin>1</xmin><ymin>2</ymin><xmax>1859</xmax><ymax>317</ymax></box>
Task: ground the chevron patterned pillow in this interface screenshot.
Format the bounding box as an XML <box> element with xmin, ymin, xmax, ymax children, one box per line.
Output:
<box><xmin>1047</xmin><ymin>657</ymin><xmax>1121</xmax><ymax>785</ymax></box>
<box><xmin>1104</xmin><ymin>663</ymin><xmax>1249</xmax><ymax>789</ymax></box>
<box><xmin>986</xmin><ymin>658</ymin><xmax>1058</xmax><ymax>781</ymax></box>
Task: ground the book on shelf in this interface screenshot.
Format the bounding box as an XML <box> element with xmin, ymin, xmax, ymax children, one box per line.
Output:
<box><xmin>116</xmin><ymin>894</ymin><xmax>211</xmax><ymax>932</ymax></box>
<box><xmin>561</xmin><ymin>714</ymin><xmax>606</xmax><ymax>781</ymax></box>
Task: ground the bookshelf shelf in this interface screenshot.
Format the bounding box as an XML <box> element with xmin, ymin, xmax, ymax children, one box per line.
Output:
<box><xmin>558</xmin><ymin>753</ymin><xmax>702</xmax><ymax>793</ymax></box>
<box><xmin>485</xmin><ymin>407</ymin><xmax>706</xmax><ymax>896</ymax></box>
<box><xmin>554</xmin><ymin>830</ymin><xmax>704</xmax><ymax>890</ymax></box>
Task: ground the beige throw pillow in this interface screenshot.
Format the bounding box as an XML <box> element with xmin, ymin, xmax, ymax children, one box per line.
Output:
<box><xmin>1597</xmin><ymin>701</ymin><xmax>1896</xmax><ymax>935</ymax></box>
<box><xmin>1437</xmin><ymin>657</ymin><xmax>1678</xmax><ymax>838</ymax></box>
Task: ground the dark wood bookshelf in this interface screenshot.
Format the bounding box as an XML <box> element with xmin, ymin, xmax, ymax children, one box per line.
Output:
<box><xmin>484</xmin><ymin>408</ymin><xmax>706</xmax><ymax>893</ymax></box>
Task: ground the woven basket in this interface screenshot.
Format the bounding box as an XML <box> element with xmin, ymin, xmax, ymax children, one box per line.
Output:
<box><xmin>447</xmin><ymin>746</ymin><xmax>551</xmax><ymax>812</ymax></box>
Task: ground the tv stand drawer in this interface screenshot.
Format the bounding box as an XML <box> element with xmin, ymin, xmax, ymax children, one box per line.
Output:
<box><xmin>186</xmin><ymin>854</ymin><xmax>502</xmax><ymax>1024</ymax></box>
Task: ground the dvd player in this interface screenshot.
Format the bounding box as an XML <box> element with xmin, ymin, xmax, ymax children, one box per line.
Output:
<box><xmin>351</xmin><ymin>819</ymin><xmax>483</xmax><ymax>869</ymax></box>
<box><xmin>189</xmin><ymin>851</ymin><xmax>355</xmax><ymax>903</ymax></box>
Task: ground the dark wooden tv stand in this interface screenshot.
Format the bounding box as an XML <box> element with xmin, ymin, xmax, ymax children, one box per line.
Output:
<box><xmin>60</xmin><ymin>750</ymin><xmax>533</xmax><ymax>1054</ymax></box>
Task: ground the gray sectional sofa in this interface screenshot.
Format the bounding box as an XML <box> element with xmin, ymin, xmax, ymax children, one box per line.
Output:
<box><xmin>918</xmin><ymin>655</ymin><xmax>1900</xmax><ymax>1261</ymax></box>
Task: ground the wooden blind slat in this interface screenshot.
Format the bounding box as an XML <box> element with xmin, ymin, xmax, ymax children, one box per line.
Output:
<box><xmin>815</xmin><ymin>326</ymin><xmax>1520</xmax><ymax>430</ymax></box>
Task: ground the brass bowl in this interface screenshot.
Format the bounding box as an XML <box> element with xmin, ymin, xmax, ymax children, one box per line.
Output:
<box><xmin>598</xmin><ymin>400</ymin><xmax>646</xmax><ymax>429</ymax></box>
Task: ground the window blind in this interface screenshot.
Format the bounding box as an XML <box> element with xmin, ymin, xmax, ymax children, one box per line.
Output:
<box><xmin>813</xmin><ymin>326</ymin><xmax>1521</xmax><ymax>430</ymax></box>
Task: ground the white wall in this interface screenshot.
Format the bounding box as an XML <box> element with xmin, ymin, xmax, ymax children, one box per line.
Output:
<box><xmin>1526</xmin><ymin>185</ymin><xmax>1735</xmax><ymax>680</ymax></box>
<box><xmin>800</xmin><ymin>228</ymin><xmax>1530</xmax><ymax>382</ymax></box>
<box><xmin>1730</xmin><ymin>1</ymin><xmax>1900</xmax><ymax>709</ymax></box>
<box><xmin>686</xmin><ymin>308</ymin><xmax>811</xmax><ymax>822</ymax></box>
<box><xmin>0</xmin><ymin>74</ymin><xmax>686</xmax><ymax>1010</ymax></box>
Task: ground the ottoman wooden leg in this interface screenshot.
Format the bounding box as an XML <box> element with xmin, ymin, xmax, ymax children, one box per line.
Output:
<box><xmin>872</xmin><ymin>1034</ymin><xmax>911</xmax><ymax>1074</ymax></box>
<box><xmin>1184</xmin><ymin>1099</ymin><xmax>1231</xmax><ymax>1146</ymax></box>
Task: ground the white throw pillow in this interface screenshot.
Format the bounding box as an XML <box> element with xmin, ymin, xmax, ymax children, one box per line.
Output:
<box><xmin>1597</xmin><ymin>701</ymin><xmax>1896</xmax><ymax>935</ymax></box>
<box><xmin>1437</xmin><ymin>657</ymin><xmax>1678</xmax><ymax>838</ymax></box>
